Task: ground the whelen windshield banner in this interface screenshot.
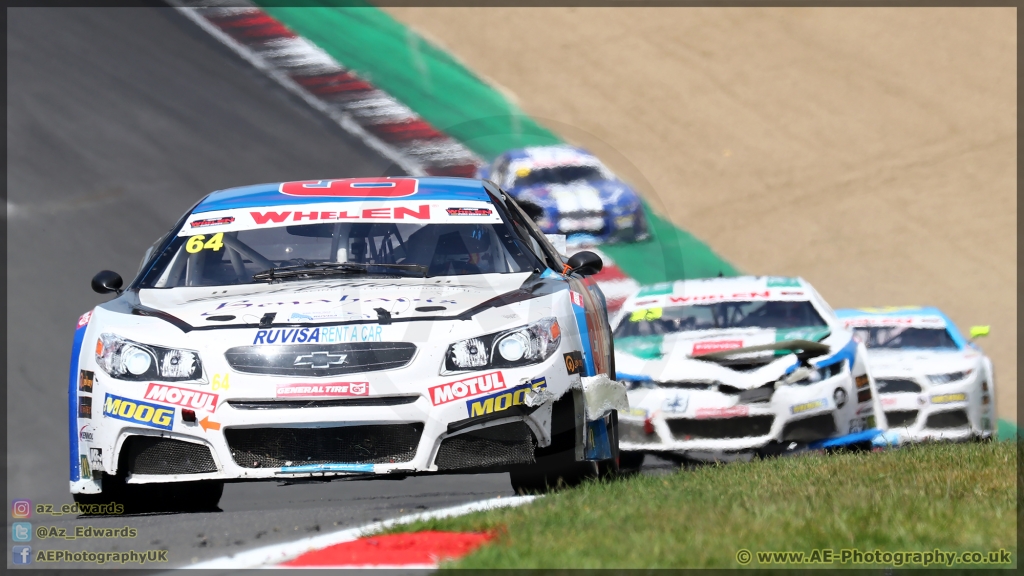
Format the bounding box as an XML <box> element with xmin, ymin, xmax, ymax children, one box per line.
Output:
<box><xmin>177</xmin><ymin>200</ymin><xmax>502</xmax><ymax>235</ymax></box>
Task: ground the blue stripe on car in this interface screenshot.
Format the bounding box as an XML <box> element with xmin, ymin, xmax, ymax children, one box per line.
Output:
<box><xmin>68</xmin><ymin>323</ymin><xmax>87</xmax><ymax>482</ymax></box>
<box><xmin>570</xmin><ymin>296</ymin><xmax>596</xmax><ymax>377</ymax></box>
<box><xmin>813</xmin><ymin>337</ymin><xmax>858</xmax><ymax>370</ymax></box>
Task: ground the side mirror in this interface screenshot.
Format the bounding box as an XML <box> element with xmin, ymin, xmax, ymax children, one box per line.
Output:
<box><xmin>969</xmin><ymin>325</ymin><xmax>990</xmax><ymax>339</ymax></box>
<box><xmin>566</xmin><ymin>251</ymin><xmax>603</xmax><ymax>277</ymax></box>
<box><xmin>92</xmin><ymin>270</ymin><xmax>123</xmax><ymax>295</ymax></box>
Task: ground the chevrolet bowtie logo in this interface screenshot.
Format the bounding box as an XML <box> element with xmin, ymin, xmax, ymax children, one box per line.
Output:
<box><xmin>294</xmin><ymin>351</ymin><xmax>347</xmax><ymax>369</ymax></box>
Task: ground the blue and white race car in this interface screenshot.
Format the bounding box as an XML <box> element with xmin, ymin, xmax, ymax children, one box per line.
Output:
<box><xmin>478</xmin><ymin>145</ymin><xmax>649</xmax><ymax>245</ymax></box>
<box><xmin>837</xmin><ymin>307</ymin><xmax>997</xmax><ymax>444</ymax></box>
<box><xmin>69</xmin><ymin>177</ymin><xmax>627</xmax><ymax>511</ymax></box>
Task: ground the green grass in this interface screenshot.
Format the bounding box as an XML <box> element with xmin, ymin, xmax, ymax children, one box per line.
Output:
<box><xmin>382</xmin><ymin>442</ymin><xmax>1018</xmax><ymax>568</ymax></box>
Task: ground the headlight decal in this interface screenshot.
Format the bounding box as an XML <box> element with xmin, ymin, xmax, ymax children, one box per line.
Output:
<box><xmin>441</xmin><ymin>318</ymin><xmax>561</xmax><ymax>374</ymax></box>
<box><xmin>926</xmin><ymin>370</ymin><xmax>973</xmax><ymax>385</ymax></box>
<box><xmin>95</xmin><ymin>334</ymin><xmax>203</xmax><ymax>382</ymax></box>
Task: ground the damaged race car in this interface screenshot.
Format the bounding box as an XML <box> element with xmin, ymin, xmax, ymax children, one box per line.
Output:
<box><xmin>70</xmin><ymin>177</ymin><xmax>627</xmax><ymax>511</ymax></box>
<box><xmin>478</xmin><ymin>145</ymin><xmax>649</xmax><ymax>246</ymax></box>
<box><xmin>612</xmin><ymin>276</ymin><xmax>886</xmax><ymax>465</ymax></box>
<box><xmin>837</xmin><ymin>307</ymin><xmax>997</xmax><ymax>444</ymax></box>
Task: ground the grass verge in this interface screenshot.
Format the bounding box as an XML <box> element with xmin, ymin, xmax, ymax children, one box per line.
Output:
<box><xmin>381</xmin><ymin>441</ymin><xmax>1018</xmax><ymax>568</ymax></box>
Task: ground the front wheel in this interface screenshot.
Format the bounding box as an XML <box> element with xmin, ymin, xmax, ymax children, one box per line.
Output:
<box><xmin>509</xmin><ymin>396</ymin><xmax>598</xmax><ymax>494</ymax></box>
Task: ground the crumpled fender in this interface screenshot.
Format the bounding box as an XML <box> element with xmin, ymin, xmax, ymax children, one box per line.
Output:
<box><xmin>580</xmin><ymin>373</ymin><xmax>629</xmax><ymax>421</ymax></box>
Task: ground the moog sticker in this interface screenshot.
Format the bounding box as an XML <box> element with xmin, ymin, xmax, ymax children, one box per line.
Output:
<box><xmin>102</xmin><ymin>394</ymin><xmax>174</xmax><ymax>431</ymax></box>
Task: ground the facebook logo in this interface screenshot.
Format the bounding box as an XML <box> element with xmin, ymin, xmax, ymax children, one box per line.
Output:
<box><xmin>12</xmin><ymin>522</ymin><xmax>32</xmax><ymax>542</ymax></box>
<box><xmin>12</xmin><ymin>545</ymin><xmax>32</xmax><ymax>565</ymax></box>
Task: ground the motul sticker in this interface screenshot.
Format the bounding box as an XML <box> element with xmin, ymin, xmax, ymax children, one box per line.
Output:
<box><xmin>695</xmin><ymin>406</ymin><xmax>749</xmax><ymax>419</ymax></box>
<box><xmin>144</xmin><ymin>383</ymin><xmax>219</xmax><ymax>413</ymax></box>
<box><xmin>429</xmin><ymin>372</ymin><xmax>506</xmax><ymax>406</ymax></box>
<box><xmin>692</xmin><ymin>340</ymin><xmax>744</xmax><ymax>355</ymax></box>
<box><xmin>279</xmin><ymin>178</ymin><xmax>418</xmax><ymax>197</ymax></box>
<box><xmin>276</xmin><ymin>382</ymin><xmax>369</xmax><ymax>398</ymax></box>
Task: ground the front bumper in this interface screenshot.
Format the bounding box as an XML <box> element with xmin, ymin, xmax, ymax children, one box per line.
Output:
<box><xmin>72</xmin><ymin>350</ymin><xmax>622</xmax><ymax>493</ymax></box>
<box><xmin>878</xmin><ymin>377</ymin><xmax>987</xmax><ymax>443</ymax></box>
<box><xmin>618</xmin><ymin>377</ymin><xmax>864</xmax><ymax>456</ymax></box>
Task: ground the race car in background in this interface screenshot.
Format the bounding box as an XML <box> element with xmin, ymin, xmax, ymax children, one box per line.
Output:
<box><xmin>70</xmin><ymin>177</ymin><xmax>627</xmax><ymax>512</ymax></box>
<box><xmin>612</xmin><ymin>276</ymin><xmax>886</xmax><ymax>465</ymax></box>
<box><xmin>837</xmin><ymin>307</ymin><xmax>996</xmax><ymax>444</ymax></box>
<box><xmin>478</xmin><ymin>145</ymin><xmax>649</xmax><ymax>245</ymax></box>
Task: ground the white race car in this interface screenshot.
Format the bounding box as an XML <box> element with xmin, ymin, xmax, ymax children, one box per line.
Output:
<box><xmin>836</xmin><ymin>307</ymin><xmax>996</xmax><ymax>444</ymax></box>
<box><xmin>69</xmin><ymin>177</ymin><xmax>627</xmax><ymax>511</ymax></box>
<box><xmin>612</xmin><ymin>276</ymin><xmax>886</xmax><ymax>464</ymax></box>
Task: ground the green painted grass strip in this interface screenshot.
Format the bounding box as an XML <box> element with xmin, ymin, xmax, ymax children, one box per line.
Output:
<box><xmin>255</xmin><ymin>1</ymin><xmax>559</xmax><ymax>160</ymax></box>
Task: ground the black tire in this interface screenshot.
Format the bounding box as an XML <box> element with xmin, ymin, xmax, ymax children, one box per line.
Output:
<box><xmin>618</xmin><ymin>451</ymin><xmax>645</xmax><ymax>474</ymax></box>
<box><xmin>510</xmin><ymin>396</ymin><xmax>597</xmax><ymax>494</ymax></box>
<box><xmin>75</xmin><ymin>472</ymin><xmax>223</xmax><ymax>514</ymax></box>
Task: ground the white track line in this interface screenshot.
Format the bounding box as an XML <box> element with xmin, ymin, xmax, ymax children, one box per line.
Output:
<box><xmin>169</xmin><ymin>2</ymin><xmax>427</xmax><ymax>176</ymax></box>
<box><xmin>180</xmin><ymin>495</ymin><xmax>537</xmax><ymax>570</ymax></box>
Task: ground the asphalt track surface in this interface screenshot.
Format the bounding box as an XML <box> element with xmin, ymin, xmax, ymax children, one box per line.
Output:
<box><xmin>6</xmin><ymin>8</ymin><xmax>680</xmax><ymax>568</ymax></box>
<box><xmin>6</xmin><ymin>7</ymin><xmax>519</xmax><ymax>568</ymax></box>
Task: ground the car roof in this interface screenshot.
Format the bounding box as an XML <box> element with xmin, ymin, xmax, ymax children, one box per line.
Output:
<box><xmin>835</xmin><ymin>307</ymin><xmax>969</xmax><ymax>349</ymax></box>
<box><xmin>834</xmin><ymin>306</ymin><xmax>949</xmax><ymax>322</ymax></box>
<box><xmin>620</xmin><ymin>276</ymin><xmax>815</xmax><ymax>310</ymax></box>
<box><xmin>502</xmin><ymin>145</ymin><xmax>599</xmax><ymax>164</ymax></box>
<box><xmin>192</xmin><ymin>177</ymin><xmax>492</xmax><ymax>214</ymax></box>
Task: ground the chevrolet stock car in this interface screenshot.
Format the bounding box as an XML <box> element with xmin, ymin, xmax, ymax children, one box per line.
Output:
<box><xmin>611</xmin><ymin>276</ymin><xmax>887</xmax><ymax>464</ymax></box>
<box><xmin>478</xmin><ymin>145</ymin><xmax>649</xmax><ymax>245</ymax></box>
<box><xmin>836</xmin><ymin>307</ymin><xmax>997</xmax><ymax>444</ymax></box>
<box><xmin>69</xmin><ymin>177</ymin><xmax>628</xmax><ymax>511</ymax></box>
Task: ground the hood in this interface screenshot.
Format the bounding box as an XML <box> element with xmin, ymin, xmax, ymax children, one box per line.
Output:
<box><xmin>865</xmin><ymin>348</ymin><xmax>980</xmax><ymax>377</ymax></box>
<box><xmin>615</xmin><ymin>326</ymin><xmax>834</xmax><ymax>390</ymax></box>
<box><xmin>513</xmin><ymin>178</ymin><xmax>637</xmax><ymax>214</ymax></box>
<box><xmin>136</xmin><ymin>273</ymin><xmax>533</xmax><ymax>328</ymax></box>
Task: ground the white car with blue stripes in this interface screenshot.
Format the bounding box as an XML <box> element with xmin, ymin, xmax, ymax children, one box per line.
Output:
<box><xmin>837</xmin><ymin>307</ymin><xmax>996</xmax><ymax>445</ymax></box>
<box><xmin>612</xmin><ymin>276</ymin><xmax>886</xmax><ymax>463</ymax></box>
<box><xmin>69</xmin><ymin>177</ymin><xmax>626</xmax><ymax>512</ymax></box>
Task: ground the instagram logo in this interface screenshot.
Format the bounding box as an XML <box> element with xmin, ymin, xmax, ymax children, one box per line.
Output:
<box><xmin>11</xmin><ymin>499</ymin><xmax>31</xmax><ymax>518</ymax></box>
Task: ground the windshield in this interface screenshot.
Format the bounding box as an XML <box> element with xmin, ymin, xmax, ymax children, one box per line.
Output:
<box><xmin>139</xmin><ymin>221</ymin><xmax>538</xmax><ymax>288</ymax></box>
<box><xmin>852</xmin><ymin>326</ymin><xmax>958</xmax><ymax>350</ymax></box>
<box><xmin>613</xmin><ymin>300</ymin><xmax>827</xmax><ymax>338</ymax></box>
<box><xmin>510</xmin><ymin>165</ymin><xmax>604</xmax><ymax>188</ymax></box>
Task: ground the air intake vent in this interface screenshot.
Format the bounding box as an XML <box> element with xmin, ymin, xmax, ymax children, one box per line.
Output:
<box><xmin>434</xmin><ymin>421</ymin><xmax>535</xmax><ymax>471</ymax></box>
<box><xmin>667</xmin><ymin>415</ymin><xmax>775</xmax><ymax>440</ymax></box>
<box><xmin>224</xmin><ymin>342</ymin><xmax>416</xmax><ymax>376</ymax></box>
<box><xmin>885</xmin><ymin>410</ymin><xmax>919</xmax><ymax>428</ymax></box>
<box><xmin>123</xmin><ymin>436</ymin><xmax>218</xmax><ymax>475</ymax></box>
<box><xmin>226</xmin><ymin>423</ymin><xmax>422</xmax><ymax>468</ymax></box>
<box><xmin>781</xmin><ymin>413</ymin><xmax>837</xmax><ymax>442</ymax></box>
<box><xmin>924</xmin><ymin>410</ymin><xmax>969</xmax><ymax>429</ymax></box>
